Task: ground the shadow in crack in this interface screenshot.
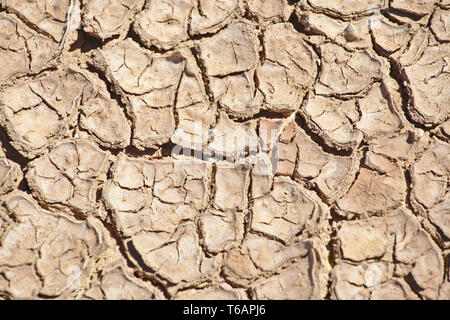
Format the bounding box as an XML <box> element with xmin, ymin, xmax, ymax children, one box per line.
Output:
<box><xmin>0</xmin><ymin>125</ymin><xmax>30</xmax><ymax>169</ymax></box>
<box><xmin>69</xmin><ymin>29</ymin><xmax>103</xmax><ymax>53</ymax></box>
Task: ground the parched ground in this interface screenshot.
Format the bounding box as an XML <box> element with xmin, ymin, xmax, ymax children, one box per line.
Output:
<box><xmin>0</xmin><ymin>0</ymin><xmax>448</xmax><ymax>300</ymax></box>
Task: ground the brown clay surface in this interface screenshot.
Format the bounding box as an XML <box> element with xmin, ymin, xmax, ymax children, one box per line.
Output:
<box><xmin>0</xmin><ymin>0</ymin><xmax>448</xmax><ymax>300</ymax></box>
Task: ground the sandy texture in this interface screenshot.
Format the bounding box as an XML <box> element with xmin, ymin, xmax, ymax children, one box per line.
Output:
<box><xmin>0</xmin><ymin>0</ymin><xmax>448</xmax><ymax>300</ymax></box>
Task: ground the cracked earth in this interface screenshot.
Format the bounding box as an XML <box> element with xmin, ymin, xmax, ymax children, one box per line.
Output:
<box><xmin>0</xmin><ymin>0</ymin><xmax>448</xmax><ymax>300</ymax></box>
